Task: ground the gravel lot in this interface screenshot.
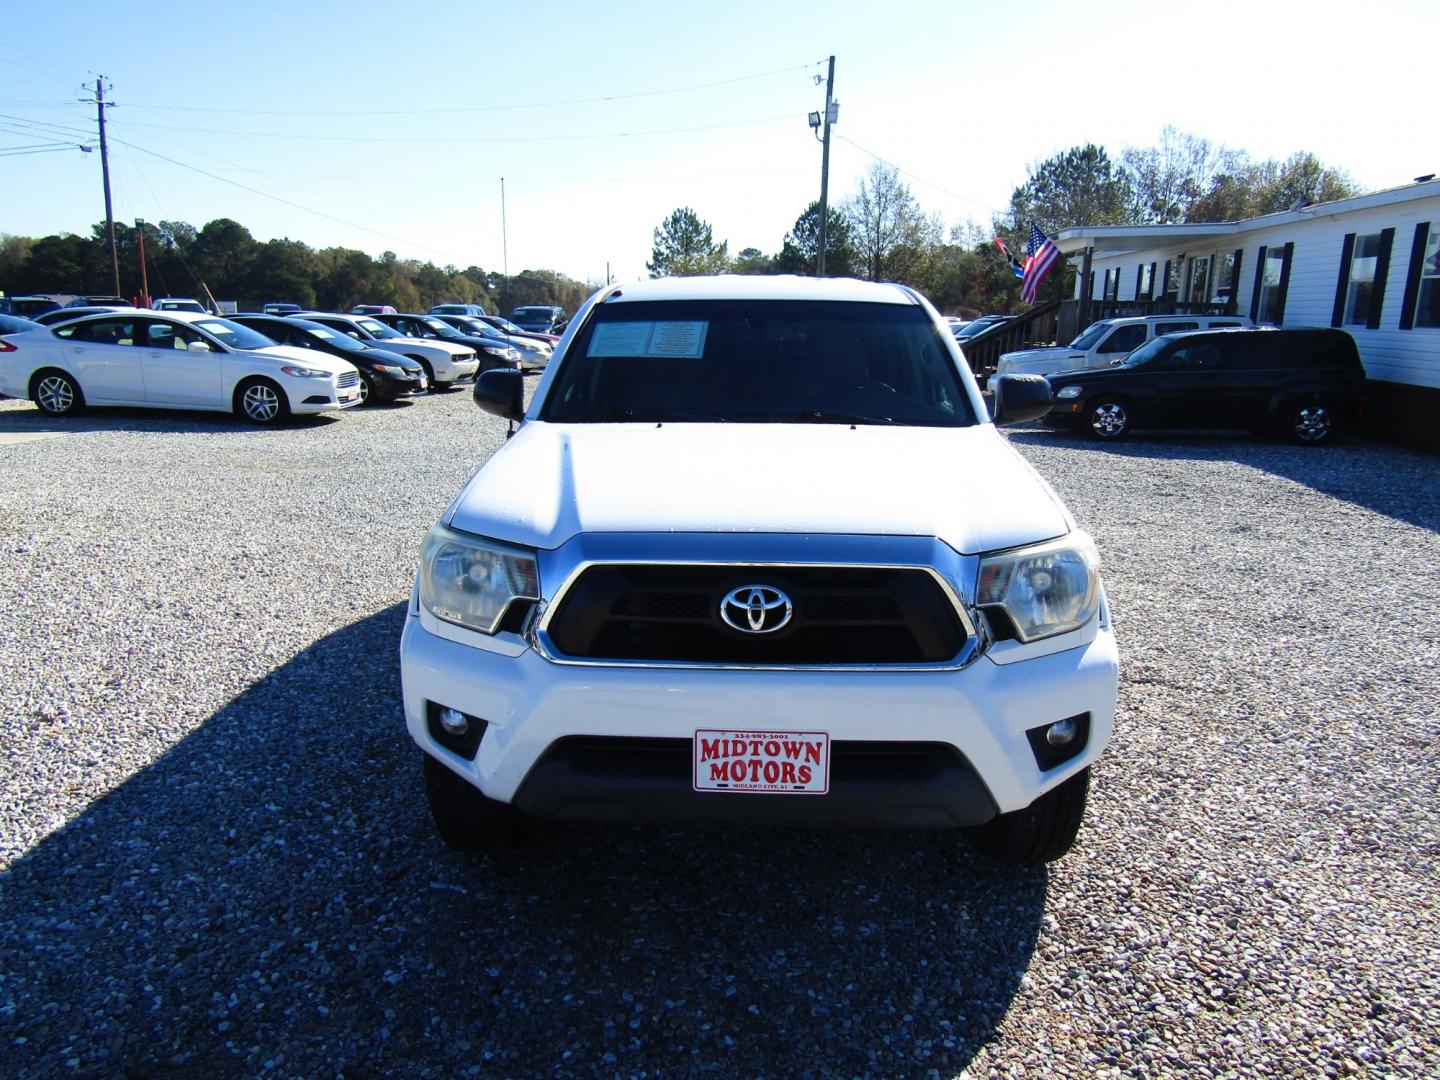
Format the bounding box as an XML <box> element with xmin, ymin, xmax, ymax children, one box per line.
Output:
<box><xmin>1</xmin><ymin>390</ymin><xmax>1437</xmax><ymax>1078</ymax></box>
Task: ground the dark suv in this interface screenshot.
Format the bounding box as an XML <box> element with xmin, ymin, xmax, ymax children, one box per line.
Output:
<box><xmin>1044</xmin><ymin>328</ymin><xmax>1364</xmax><ymax>444</ymax></box>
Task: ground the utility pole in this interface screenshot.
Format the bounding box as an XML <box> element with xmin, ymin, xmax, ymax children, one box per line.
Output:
<box><xmin>816</xmin><ymin>55</ymin><xmax>835</xmax><ymax>277</ymax></box>
<box><xmin>87</xmin><ymin>76</ymin><xmax>121</xmax><ymax>298</ymax></box>
<box><xmin>135</xmin><ymin>218</ymin><xmax>150</xmax><ymax>307</ymax></box>
<box><xmin>500</xmin><ymin>177</ymin><xmax>509</xmax><ymax>314</ymax></box>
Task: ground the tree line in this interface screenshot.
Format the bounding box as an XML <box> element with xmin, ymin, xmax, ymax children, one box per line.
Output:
<box><xmin>0</xmin><ymin>127</ymin><xmax>1358</xmax><ymax>319</ymax></box>
<box><xmin>649</xmin><ymin>127</ymin><xmax>1359</xmax><ymax>315</ymax></box>
<box><xmin>0</xmin><ymin>218</ymin><xmax>593</xmax><ymax>315</ymax></box>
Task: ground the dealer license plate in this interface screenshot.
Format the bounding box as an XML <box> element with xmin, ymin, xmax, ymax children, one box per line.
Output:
<box><xmin>693</xmin><ymin>729</ymin><xmax>830</xmax><ymax>794</ymax></box>
<box><xmin>340</xmin><ymin>390</ymin><xmax>358</xmax><ymax>402</ymax></box>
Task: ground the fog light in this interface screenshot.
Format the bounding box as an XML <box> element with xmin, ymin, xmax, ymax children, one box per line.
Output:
<box><xmin>438</xmin><ymin>707</ymin><xmax>468</xmax><ymax>736</ymax></box>
<box><xmin>1046</xmin><ymin>717</ymin><xmax>1078</xmax><ymax>746</ymax></box>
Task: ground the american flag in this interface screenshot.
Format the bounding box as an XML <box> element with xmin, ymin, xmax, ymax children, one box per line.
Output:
<box><xmin>1021</xmin><ymin>224</ymin><xmax>1061</xmax><ymax>304</ymax></box>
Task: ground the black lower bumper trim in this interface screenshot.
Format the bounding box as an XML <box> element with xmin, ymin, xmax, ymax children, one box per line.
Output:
<box><xmin>512</xmin><ymin>737</ymin><xmax>999</xmax><ymax>829</ymax></box>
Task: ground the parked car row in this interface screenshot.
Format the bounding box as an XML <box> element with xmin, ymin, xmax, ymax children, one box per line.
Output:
<box><xmin>0</xmin><ymin>301</ymin><xmax>561</xmax><ymax>423</ymax></box>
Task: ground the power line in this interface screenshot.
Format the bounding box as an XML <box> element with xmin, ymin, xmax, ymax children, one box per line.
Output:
<box><xmin>835</xmin><ymin>133</ymin><xmax>1006</xmax><ymax>217</ymax></box>
<box><xmin>108</xmin><ymin>133</ymin><xmax>469</xmax><ymax>264</ymax></box>
<box><xmin>109</xmin><ymin>112</ymin><xmax>798</xmax><ymax>144</ymax></box>
<box><xmin>118</xmin><ymin>62</ymin><xmax>822</xmax><ymax>117</ymax></box>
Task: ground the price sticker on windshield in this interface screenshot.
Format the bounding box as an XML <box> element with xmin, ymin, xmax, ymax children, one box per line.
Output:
<box><xmin>588</xmin><ymin>321</ymin><xmax>708</xmax><ymax>358</ymax></box>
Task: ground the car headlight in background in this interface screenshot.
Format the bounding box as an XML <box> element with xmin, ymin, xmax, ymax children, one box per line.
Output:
<box><xmin>976</xmin><ymin>534</ymin><xmax>1101</xmax><ymax>642</ymax></box>
<box><xmin>419</xmin><ymin>526</ymin><xmax>539</xmax><ymax>635</ymax></box>
<box><xmin>280</xmin><ymin>365</ymin><xmax>331</xmax><ymax>379</ymax></box>
<box><xmin>372</xmin><ymin>364</ymin><xmax>409</xmax><ymax>375</ymax></box>
<box><xmin>1056</xmin><ymin>385</ymin><xmax>1083</xmax><ymax>399</ymax></box>
<box><xmin>480</xmin><ymin>346</ymin><xmax>511</xmax><ymax>358</ymax></box>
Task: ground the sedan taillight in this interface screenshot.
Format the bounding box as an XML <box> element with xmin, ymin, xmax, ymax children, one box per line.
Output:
<box><xmin>0</xmin><ymin>339</ymin><xmax>16</xmax><ymax>352</ymax></box>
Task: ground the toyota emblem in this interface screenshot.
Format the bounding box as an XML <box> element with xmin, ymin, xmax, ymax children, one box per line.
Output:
<box><xmin>720</xmin><ymin>585</ymin><xmax>793</xmax><ymax>634</ymax></box>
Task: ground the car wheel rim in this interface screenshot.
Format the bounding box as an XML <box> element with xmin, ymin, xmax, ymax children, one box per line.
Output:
<box><xmin>1295</xmin><ymin>407</ymin><xmax>1330</xmax><ymax>441</ymax></box>
<box><xmin>1091</xmin><ymin>403</ymin><xmax>1126</xmax><ymax>436</ymax></box>
<box><xmin>37</xmin><ymin>376</ymin><xmax>73</xmax><ymax>413</ymax></box>
<box><xmin>359</xmin><ymin>378</ymin><xmax>371</xmax><ymax>404</ymax></box>
<box><xmin>243</xmin><ymin>384</ymin><xmax>279</xmax><ymax>421</ymax></box>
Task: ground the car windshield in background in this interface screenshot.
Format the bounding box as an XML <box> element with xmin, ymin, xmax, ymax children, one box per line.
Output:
<box><xmin>196</xmin><ymin>319</ymin><xmax>276</xmax><ymax>351</ymax></box>
<box><xmin>1069</xmin><ymin>322</ymin><xmax>1114</xmax><ymax>349</ymax></box>
<box><xmin>356</xmin><ymin>318</ymin><xmax>401</xmax><ymax>338</ymax></box>
<box><xmin>421</xmin><ymin>318</ymin><xmax>466</xmax><ymax>338</ymax></box>
<box><xmin>490</xmin><ymin>318</ymin><xmax>525</xmax><ymax>333</ymax></box>
<box><xmin>304</xmin><ymin>324</ymin><xmax>365</xmax><ymax>349</ymax></box>
<box><xmin>1120</xmin><ymin>337</ymin><xmax>1170</xmax><ymax>366</ymax></box>
<box><xmin>542</xmin><ymin>300</ymin><xmax>977</xmax><ymax>427</ymax></box>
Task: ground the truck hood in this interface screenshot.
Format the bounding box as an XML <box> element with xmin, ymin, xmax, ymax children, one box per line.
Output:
<box><xmin>445</xmin><ymin>422</ymin><xmax>1072</xmax><ymax>554</ymax></box>
<box><xmin>998</xmin><ymin>347</ymin><xmax>1086</xmax><ymax>372</ymax></box>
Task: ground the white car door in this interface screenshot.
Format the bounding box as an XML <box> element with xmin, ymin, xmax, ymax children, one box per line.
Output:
<box><xmin>58</xmin><ymin>316</ymin><xmax>147</xmax><ymax>403</ymax></box>
<box><xmin>137</xmin><ymin>319</ymin><xmax>224</xmax><ymax>407</ymax></box>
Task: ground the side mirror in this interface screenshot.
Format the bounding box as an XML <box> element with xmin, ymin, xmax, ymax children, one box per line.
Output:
<box><xmin>187</xmin><ymin>339</ymin><xmax>212</xmax><ymax>354</ymax></box>
<box><xmin>992</xmin><ymin>374</ymin><xmax>1053</xmax><ymax>426</ymax></box>
<box><xmin>473</xmin><ymin>367</ymin><xmax>525</xmax><ymax>421</ymax></box>
<box><xmin>347</xmin><ymin>331</ymin><xmax>362</xmax><ymax>340</ymax></box>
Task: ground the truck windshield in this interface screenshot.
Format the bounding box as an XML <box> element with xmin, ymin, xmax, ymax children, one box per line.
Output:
<box><xmin>542</xmin><ymin>299</ymin><xmax>978</xmax><ymax>426</ymax></box>
<box><xmin>1069</xmin><ymin>321</ymin><xmax>1115</xmax><ymax>349</ymax></box>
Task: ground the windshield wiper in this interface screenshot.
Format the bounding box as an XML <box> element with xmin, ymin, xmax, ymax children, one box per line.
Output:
<box><xmin>608</xmin><ymin>409</ymin><xmax>732</xmax><ymax>422</ymax></box>
<box><xmin>794</xmin><ymin>408</ymin><xmax>902</xmax><ymax>425</ymax></box>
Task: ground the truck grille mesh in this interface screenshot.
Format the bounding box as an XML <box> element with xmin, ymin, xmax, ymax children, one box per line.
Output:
<box><xmin>546</xmin><ymin>565</ymin><xmax>966</xmax><ymax>665</ymax></box>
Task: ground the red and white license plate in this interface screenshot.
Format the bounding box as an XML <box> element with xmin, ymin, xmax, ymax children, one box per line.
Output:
<box><xmin>340</xmin><ymin>390</ymin><xmax>358</xmax><ymax>402</ymax></box>
<box><xmin>693</xmin><ymin>730</ymin><xmax>830</xmax><ymax>794</ymax></box>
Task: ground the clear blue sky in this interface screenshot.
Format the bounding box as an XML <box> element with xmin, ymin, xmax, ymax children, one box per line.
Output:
<box><xmin>1</xmin><ymin>0</ymin><xmax>1433</xmax><ymax>286</ymax></box>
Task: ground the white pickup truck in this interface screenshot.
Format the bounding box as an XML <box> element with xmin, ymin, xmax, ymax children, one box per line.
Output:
<box><xmin>987</xmin><ymin>313</ymin><xmax>1252</xmax><ymax>394</ymax></box>
<box><xmin>400</xmin><ymin>276</ymin><xmax>1118</xmax><ymax>865</ymax></box>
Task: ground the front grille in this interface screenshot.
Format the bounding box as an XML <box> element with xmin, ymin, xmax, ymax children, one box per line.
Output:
<box><xmin>336</xmin><ymin>371</ymin><xmax>360</xmax><ymax>388</ymax></box>
<box><xmin>545</xmin><ymin>565</ymin><xmax>966</xmax><ymax>665</ymax></box>
<box><xmin>542</xmin><ymin>737</ymin><xmax>966</xmax><ymax>782</ymax></box>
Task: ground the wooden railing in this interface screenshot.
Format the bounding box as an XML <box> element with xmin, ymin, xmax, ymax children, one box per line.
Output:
<box><xmin>957</xmin><ymin>300</ymin><xmax>1061</xmax><ymax>375</ymax></box>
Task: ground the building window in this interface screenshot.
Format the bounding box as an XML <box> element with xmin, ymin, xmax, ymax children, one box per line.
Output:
<box><xmin>1187</xmin><ymin>255</ymin><xmax>1210</xmax><ymax>304</ymax></box>
<box><xmin>1343</xmin><ymin>233</ymin><xmax>1384</xmax><ymax>325</ymax></box>
<box><xmin>1256</xmin><ymin>246</ymin><xmax>1290</xmax><ymax>324</ymax></box>
<box><xmin>1164</xmin><ymin>259</ymin><xmax>1182</xmax><ymax>302</ymax></box>
<box><xmin>1213</xmin><ymin>251</ymin><xmax>1240</xmax><ymax>306</ymax></box>
<box><xmin>1137</xmin><ymin>262</ymin><xmax>1154</xmax><ymax>300</ymax></box>
<box><xmin>1415</xmin><ymin>224</ymin><xmax>1440</xmax><ymax>328</ymax></box>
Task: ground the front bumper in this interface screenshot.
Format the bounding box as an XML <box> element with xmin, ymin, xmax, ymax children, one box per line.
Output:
<box><xmin>400</xmin><ymin>606</ymin><xmax>1117</xmax><ymax>824</ymax></box>
<box><xmin>436</xmin><ymin>359</ymin><xmax>480</xmax><ymax>385</ymax></box>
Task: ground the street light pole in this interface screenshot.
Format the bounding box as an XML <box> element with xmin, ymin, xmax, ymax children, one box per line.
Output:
<box><xmin>816</xmin><ymin>55</ymin><xmax>835</xmax><ymax>277</ymax></box>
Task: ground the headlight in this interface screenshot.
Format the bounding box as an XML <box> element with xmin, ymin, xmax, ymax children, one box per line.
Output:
<box><xmin>1056</xmin><ymin>385</ymin><xmax>1082</xmax><ymax>399</ymax></box>
<box><xmin>481</xmin><ymin>346</ymin><xmax>511</xmax><ymax>357</ymax></box>
<box><xmin>280</xmin><ymin>365</ymin><xmax>330</xmax><ymax>379</ymax></box>
<box><xmin>419</xmin><ymin>526</ymin><xmax>539</xmax><ymax>635</ymax></box>
<box><xmin>372</xmin><ymin>364</ymin><xmax>407</xmax><ymax>375</ymax></box>
<box><xmin>976</xmin><ymin>534</ymin><xmax>1100</xmax><ymax>642</ymax></box>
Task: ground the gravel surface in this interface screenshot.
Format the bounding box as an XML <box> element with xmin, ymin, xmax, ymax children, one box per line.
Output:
<box><xmin>1</xmin><ymin>392</ymin><xmax>1437</xmax><ymax>1078</ymax></box>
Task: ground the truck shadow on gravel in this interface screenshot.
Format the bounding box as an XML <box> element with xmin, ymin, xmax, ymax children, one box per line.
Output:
<box><xmin>1</xmin><ymin>603</ymin><xmax>1045</xmax><ymax>1078</ymax></box>
<box><xmin>1007</xmin><ymin>427</ymin><xmax>1440</xmax><ymax>533</ymax></box>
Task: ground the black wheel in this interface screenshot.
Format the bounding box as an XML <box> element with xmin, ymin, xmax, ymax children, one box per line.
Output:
<box><xmin>968</xmin><ymin>767</ymin><xmax>1090</xmax><ymax>865</ymax></box>
<box><xmin>358</xmin><ymin>373</ymin><xmax>378</xmax><ymax>406</ymax></box>
<box><xmin>1289</xmin><ymin>403</ymin><xmax>1334</xmax><ymax>445</ymax></box>
<box><xmin>234</xmin><ymin>378</ymin><xmax>289</xmax><ymax>425</ymax></box>
<box><xmin>31</xmin><ymin>369</ymin><xmax>83</xmax><ymax>417</ymax></box>
<box><xmin>422</xmin><ymin>754</ymin><xmax>530</xmax><ymax>851</ymax></box>
<box><xmin>1085</xmin><ymin>399</ymin><xmax>1130</xmax><ymax>440</ymax></box>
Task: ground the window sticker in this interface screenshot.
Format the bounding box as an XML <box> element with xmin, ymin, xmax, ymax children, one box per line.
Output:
<box><xmin>588</xmin><ymin>321</ymin><xmax>709</xmax><ymax>358</ymax></box>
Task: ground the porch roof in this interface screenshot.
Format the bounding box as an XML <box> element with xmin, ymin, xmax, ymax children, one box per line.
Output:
<box><xmin>1054</xmin><ymin>176</ymin><xmax>1440</xmax><ymax>257</ymax></box>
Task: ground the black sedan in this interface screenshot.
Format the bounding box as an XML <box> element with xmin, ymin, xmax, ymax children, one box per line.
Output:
<box><xmin>369</xmin><ymin>313</ymin><xmax>521</xmax><ymax>373</ymax></box>
<box><xmin>231</xmin><ymin>314</ymin><xmax>428</xmax><ymax>405</ymax></box>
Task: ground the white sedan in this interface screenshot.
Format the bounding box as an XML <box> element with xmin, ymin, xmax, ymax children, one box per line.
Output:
<box><xmin>0</xmin><ymin>310</ymin><xmax>363</xmax><ymax>425</ymax></box>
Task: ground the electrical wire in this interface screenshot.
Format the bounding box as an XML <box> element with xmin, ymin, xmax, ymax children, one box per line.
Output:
<box><xmin>835</xmin><ymin>133</ymin><xmax>1006</xmax><ymax>217</ymax></box>
<box><xmin>119</xmin><ymin>62</ymin><xmax>823</xmax><ymax>117</ymax></box>
<box><xmin>109</xmin><ymin>112</ymin><xmax>797</xmax><ymax>144</ymax></box>
<box><xmin>108</xmin><ymin>133</ymin><xmax>470</xmax><ymax>264</ymax></box>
